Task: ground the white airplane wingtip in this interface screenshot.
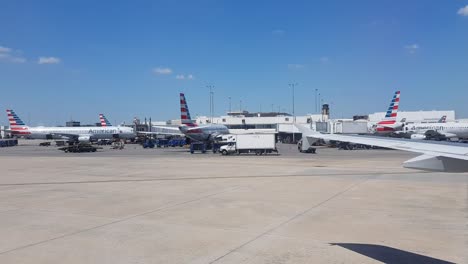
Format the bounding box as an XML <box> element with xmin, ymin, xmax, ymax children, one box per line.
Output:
<box><xmin>403</xmin><ymin>154</ymin><xmax>468</xmax><ymax>172</ymax></box>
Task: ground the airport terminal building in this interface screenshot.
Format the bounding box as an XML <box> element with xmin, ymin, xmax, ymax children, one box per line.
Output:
<box><xmin>368</xmin><ymin>110</ymin><xmax>456</xmax><ymax>123</ymax></box>
<box><xmin>179</xmin><ymin>108</ymin><xmax>461</xmax><ymax>143</ymax></box>
<box><xmin>194</xmin><ymin>111</ymin><xmax>326</xmax><ymax>143</ymax></box>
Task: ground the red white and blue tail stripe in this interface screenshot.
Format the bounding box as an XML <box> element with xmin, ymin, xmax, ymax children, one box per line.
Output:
<box><xmin>180</xmin><ymin>93</ymin><xmax>197</xmax><ymax>127</ymax></box>
<box><xmin>384</xmin><ymin>91</ymin><xmax>400</xmax><ymax>120</ymax></box>
<box><xmin>438</xmin><ymin>115</ymin><xmax>447</xmax><ymax>123</ymax></box>
<box><xmin>375</xmin><ymin>91</ymin><xmax>402</xmax><ymax>132</ymax></box>
<box><xmin>6</xmin><ymin>109</ymin><xmax>30</xmax><ymax>135</ymax></box>
<box><xmin>99</xmin><ymin>114</ymin><xmax>112</xmax><ymax>127</ymax></box>
<box><xmin>6</xmin><ymin>109</ymin><xmax>26</xmax><ymax>127</ymax></box>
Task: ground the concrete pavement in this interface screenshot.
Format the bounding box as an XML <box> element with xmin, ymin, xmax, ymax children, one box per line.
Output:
<box><xmin>0</xmin><ymin>144</ymin><xmax>466</xmax><ymax>263</ymax></box>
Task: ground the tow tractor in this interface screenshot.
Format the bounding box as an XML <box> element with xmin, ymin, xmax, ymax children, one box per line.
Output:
<box><xmin>59</xmin><ymin>142</ymin><xmax>102</xmax><ymax>153</ymax></box>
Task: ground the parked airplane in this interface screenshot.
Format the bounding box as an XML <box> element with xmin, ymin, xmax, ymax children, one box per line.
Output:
<box><xmin>178</xmin><ymin>93</ymin><xmax>229</xmax><ymax>143</ymax></box>
<box><xmin>99</xmin><ymin>114</ymin><xmax>112</xmax><ymax>127</ymax></box>
<box><xmin>296</xmin><ymin>124</ymin><xmax>468</xmax><ymax>172</ymax></box>
<box><xmin>6</xmin><ymin>109</ymin><xmax>135</xmax><ymax>142</ymax></box>
<box><xmin>404</xmin><ymin>121</ymin><xmax>468</xmax><ymax>141</ymax></box>
<box><xmin>373</xmin><ymin>91</ymin><xmax>403</xmax><ymax>133</ymax></box>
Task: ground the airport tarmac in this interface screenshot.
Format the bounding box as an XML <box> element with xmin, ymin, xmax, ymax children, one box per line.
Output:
<box><xmin>0</xmin><ymin>141</ymin><xmax>466</xmax><ymax>263</ymax></box>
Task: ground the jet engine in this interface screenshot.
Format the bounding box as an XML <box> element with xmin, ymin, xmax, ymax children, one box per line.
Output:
<box><xmin>78</xmin><ymin>135</ymin><xmax>91</xmax><ymax>142</ymax></box>
<box><xmin>410</xmin><ymin>134</ymin><xmax>426</xmax><ymax>140</ymax></box>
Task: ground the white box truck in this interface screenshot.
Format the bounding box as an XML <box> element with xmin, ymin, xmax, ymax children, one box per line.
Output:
<box><xmin>334</xmin><ymin>120</ymin><xmax>369</xmax><ymax>134</ymax></box>
<box><xmin>219</xmin><ymin>133</ymin><xmax>277</xmax><ymax>155</ymax></box>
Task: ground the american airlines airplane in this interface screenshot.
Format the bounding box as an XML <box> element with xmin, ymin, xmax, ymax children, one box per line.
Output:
<box><xmin>404</xmin><ymin>121</ymin><xmax>468</xmax><ymax>140</ymax></box>
<box><xmin>6</xmin><ymin>109</ymin><xmax>135</xmax><ymax>142</ymax></box>
<box><xmin>373</xmin><ymin>91</ymin><xmax>404</xmax><ymax>133</ymax></box>
<box><xmin>296</xmin><ymin>124</ymin><xmax>468</xmax><ymax>172</ymax></box>
<box><xmin>138</xmin><ymin>93</ymin><xmax>229</xmax><ymax>142</ymax></box>
<box><xmin>178</xmin><ymin>93</ymin><xmax>229</xmax><ymax>142</ymax></box>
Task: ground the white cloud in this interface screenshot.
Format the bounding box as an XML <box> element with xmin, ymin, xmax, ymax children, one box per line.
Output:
<box><xmin>457</xmin><ymin>5</ymin><xmax>468</xmax><ymax>16</ymax></box>
<box><xmin>287</xmin><ymin>64</ymin><xmax>305</xmax><ymax>69</ymax></box>
<box><xmin>272</xmin><ymin>29</ymin><xmax>285</xmax><ymax>35</ymax></box>
<box><xmin>38</xmin><ymin>56</ymin><xmax>61</xmax><ymax>64</ymax></box>
<box><xmin>0</xmin><ymin>45</ymin><xmax>26</xmax><ymax>63</ymax></box>
<box><xmin>320</xmin><ymin>57</ymin><xmax>330</xmax><ymax>63</ymax></box>
<box><xmin>404</xmin><ymin>44</ymin><xmax>419</xmax><ymax>54</ymax></box>
<box><xmin>176</xmin><ymin>74</ymin><xmax>194</xmax><ymax>80</ymax></box>
<box><xmin>152</xmin><ymin>67</ymin><xmax>172</xmax><ymax>75</ymax></box>
<box><xmin>0</xmin><ymin>46</ymin><xmax>12</xmax><ymax>53</ymax></box>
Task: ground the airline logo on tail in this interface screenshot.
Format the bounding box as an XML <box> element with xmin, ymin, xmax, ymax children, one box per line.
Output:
<box><xmin>376</xmin><ymin>91</ymin><xmax>402</xmax><ymax>132</ymax></box>
<box><xmin>6</xmin><ymin>109</ymin><xmax>30</xmax><ymax>134</ymax></box>
<box><xmin>384</xmin><ymin>91</ymin><xmax>400</xmax><ymax>120</ymax></box>
<box><xmin>438</xmin><ymin>115</ymin><xmax>447</xmax><ymax>123</ymax></box>
<box><xmin>180</xmin><ymin>93</ymin><xmax>197</xmax><ymax>127</ymax></box>
<box><xmin>99</xmin><ymin>114</ymin><xmax>112</xmax><ymax>127</ymax></box>
<box><xmin>7</xmin><ymin>109</ymin><xmax>26</xmax><ymax>127</ymax></box>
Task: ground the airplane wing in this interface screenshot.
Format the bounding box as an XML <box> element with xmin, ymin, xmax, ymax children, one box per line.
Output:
<box><xmin>49</xmin><ymin>133</ymin><xmax>90</xmax><ymax>141</ymax></box>
<box><xmin>296</xmin><ymin>125</ymin><xmax>468</xmax><ymax>172</ymax></box>
<box><xmin>139</xmin><ymin>126</ymin><xmax>183</xmax><ymax>136</ymax></box>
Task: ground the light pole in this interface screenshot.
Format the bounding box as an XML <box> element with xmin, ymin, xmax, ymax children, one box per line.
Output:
<box><xmin>315</xmin><ymin>89</ymin><xmax>318</xmax><ymax>113</ymax></box>
<box><xmin>240</xmin><ymin>100</ymin><xmax>242</xmax><ymax>112</ymax></box>
<box><xmin>289</xmin><ymin>83</ymin><xmax>298</xmax><ymax>143</ymax></box>
<box><xmin>207</xmin><ymin>85</ymin><xmax>214</xmax><ymax>123</ymax></box>
<box><xmin>289</xmin><ymin>83</ymin><xmax>297</xmax><ymax>120</ymax></box>
<box><xmin>228</xmin><ymin>97</ymin><xmax>231</xmax><ymax>113</ymax></box>
<box><xmin>318</xmin><ymin>93</ymin><xmax>321</xmax><ymax>110</ymax></box>
<box><xmin>212</xmin><ymin>89</ymin><xmax>214</xmax><ymax>122</ymax></box>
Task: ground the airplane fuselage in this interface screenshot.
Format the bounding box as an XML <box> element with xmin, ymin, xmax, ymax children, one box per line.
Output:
<box><xmin>405</xmin><ymin>123</ymin><xmax>468</xmax><ymax>138</ymax></box>
<box><xmin>11</xmin><ymin>126</ymin><xmax>135</xmax><ymax>140</ymax></box>
<box><xmin>179</xmin><ymin>124</ymin><xmax>229</xmax><ymax>142</ymax></box>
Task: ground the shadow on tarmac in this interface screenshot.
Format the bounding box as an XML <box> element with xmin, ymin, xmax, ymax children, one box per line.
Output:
<box><xmin>330</xmin><ymin>243</ymin><xmax>455</xmax><ymax>264</ymax></box>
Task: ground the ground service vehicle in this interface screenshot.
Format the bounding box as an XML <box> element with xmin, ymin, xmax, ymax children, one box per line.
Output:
<box><xmin>142</xmin><ymin>139</ymin><xmax>155</xmax><ymax>148</ymax></box>
<box><xmin>297</xmin><ymin>138</ymin><xmax>316</xmax><ymax>153</ymax></box>
<box><xmin>219</xmin><ymin>134</ymin><xmax>277</xmax><ymax>155</ymax></box>
<box><xmin>0</xmin><ymin>139</ymin><xmax>18</xmax><ymax>147</ymax></box>
<box><xmin>59</xmin><ymin>143</ymin><xmax>101</xmax><ymax>153</ymax></box>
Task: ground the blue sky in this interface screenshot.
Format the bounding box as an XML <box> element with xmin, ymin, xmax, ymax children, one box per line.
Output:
<box><xmin>1</xmin><ymin>0</ymin><xmax>467</xmax><ymax>126</ymax></box>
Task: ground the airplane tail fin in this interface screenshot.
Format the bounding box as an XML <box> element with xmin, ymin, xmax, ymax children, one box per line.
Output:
<box><xmin>99</xmin><ymin>114</ymin><xmax>112</xmax><ymax>127</ymax></box>
<box><xmin>383</xmin><ymin>91</ymin><xmax>400</xmax><ymax>120</ymax></box>
<box><xmin>6</xmin><ymin>109</ymin><xmax>27</xmax><ymax>128</ymax></box>
<box><xmin>180</xmin><ymin>93</ymin><xmax>197</xmax><ymax>127</ymax></box>
<box><xmin>438</xmin><ymin>115</ymin><xmax>446</xmax><ymax>123</ymax></box>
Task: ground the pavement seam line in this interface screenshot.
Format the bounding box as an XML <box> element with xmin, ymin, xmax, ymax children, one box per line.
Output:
<box><xmin>208</xmin><ymin>175</ymin><xmax>377</xmax><ymax>264</ymax></box>
<box><xmin>0</xmin><ymin>171</ymin><xmax>424</xmax><ymax>187</ymax></box>
<box><xmin>0</xmin><ymin>185</ymin><xmax>241</xmax><ymax>256</ymax></box>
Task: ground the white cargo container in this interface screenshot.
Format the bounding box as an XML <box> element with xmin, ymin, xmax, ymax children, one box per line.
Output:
<box><xmin>334</xmin><ymin>120</ymin><xmax>369</xmax><ymax>134</ymax></box>
<box><xmin>219</xmin><ymin>133</ymin><xmax>277</xmax><ymax>155</ymax></box>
